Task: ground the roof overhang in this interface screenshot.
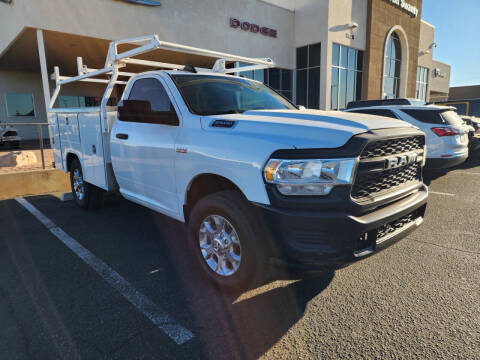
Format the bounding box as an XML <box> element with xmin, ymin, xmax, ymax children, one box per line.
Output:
<box><xmin>0</xmin><ymin>28</ymin><xmax>219</xmax><ymax>77</ymax></box>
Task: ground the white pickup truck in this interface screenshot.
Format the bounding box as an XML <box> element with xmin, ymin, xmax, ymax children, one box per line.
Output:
<box><xmin>49</xmin><ymin>36</ymin><xmax>428</xmax><ymax>289</ymax></box>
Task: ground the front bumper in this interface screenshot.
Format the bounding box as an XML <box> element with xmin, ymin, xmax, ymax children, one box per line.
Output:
<box><xmin>254</xmin><ymin>186</ymin><xmax>428</xmax><ymax>269</ymax></box>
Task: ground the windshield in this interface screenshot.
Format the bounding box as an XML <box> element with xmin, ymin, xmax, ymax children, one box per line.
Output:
<box><xmin>171</xmin><ymin>74</ymin><xmax>296</xmax><ymax>116</ymax></box>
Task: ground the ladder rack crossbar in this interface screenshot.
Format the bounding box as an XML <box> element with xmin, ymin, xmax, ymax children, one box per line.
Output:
<box><xmin>48</xmin><ymin>34</ymin><xmax>276</xmax><ymax>130</ymax></box>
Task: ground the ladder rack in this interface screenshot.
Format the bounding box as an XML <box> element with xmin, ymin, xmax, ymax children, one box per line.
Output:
<box><xmin>49</xmin><ymin>34</ymin><xmax>276</xmax><ymax>111</ymax></box>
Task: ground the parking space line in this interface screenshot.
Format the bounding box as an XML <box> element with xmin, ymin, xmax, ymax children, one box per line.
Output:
<box><xmin>15</xmin><ymin>197</ymin><xmax>194</xmax><ymax>345</ymax></box>
<box><xmin>429</xmin><ymin>191</ymin><xmax>455</xmax><ymax>197</ymax></box>
<box><xmin>455</xmin><ymin>171</ymin><xmax>480</xmax><ymax>175</ymax></box>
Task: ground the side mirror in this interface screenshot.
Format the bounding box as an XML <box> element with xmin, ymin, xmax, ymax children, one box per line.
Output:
<box><xmin>298</xmin><ymin>105</ymin><xmax>306</xmax><ymax>111</ymax></box>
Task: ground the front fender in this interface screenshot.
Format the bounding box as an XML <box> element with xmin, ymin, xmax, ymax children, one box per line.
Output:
<box><xmin>175</xmin><ymin>146</ymin><xmax>275</xmax><ymax>221</ymax></box>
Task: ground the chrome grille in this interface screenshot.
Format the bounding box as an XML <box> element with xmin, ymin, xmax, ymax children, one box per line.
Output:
<box><xmin>352</xmin><ymin>136</ymin><xmax>424</xmax><ymax>200</ymax></box>
<box><xmin>352</xmin><ymin>163</ymin><xmax>420</xmax><ymax>199</ymax></box>
<box><xmin>360</xmin><ymin>136</ymin><xmax>424</xmax><ymax>160</ymax></box>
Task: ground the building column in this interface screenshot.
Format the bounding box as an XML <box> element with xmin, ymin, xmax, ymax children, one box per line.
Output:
<box><xmin>36</xmin><ymin>28</ymin><xmax>54</xmax><ymax>151</ymax></box>
<box><xmin>36</xmin><ymin>29</ymin><xmax>51</xmax><ymax>114</ymax></box>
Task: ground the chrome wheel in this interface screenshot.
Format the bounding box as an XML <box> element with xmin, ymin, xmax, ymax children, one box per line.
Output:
<box><xmin>199</xmin><ymin>215</ymin><xmax>242</xmax><ymax>276</ymax></box>
<box><xmin>72</xmin><ymin>168</ymin><xmax>85</xmax><ymax>201</ymax></box>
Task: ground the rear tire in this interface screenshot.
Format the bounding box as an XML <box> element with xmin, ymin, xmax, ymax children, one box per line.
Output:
<box><xmin>187</xmin><ymin>190</ymin><xmax>265</xmax><ymax>290</ymax></box>
<box><xmin>70</xmin><ymin>158</ymin><xmax>103</xmax><ymax>210</ymax></box>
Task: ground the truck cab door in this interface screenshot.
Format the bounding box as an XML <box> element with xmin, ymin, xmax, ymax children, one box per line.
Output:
<box><xmin>110</xmin><ymin>77</ymin><xmax>181</xmax><ymax>217</ymax></box>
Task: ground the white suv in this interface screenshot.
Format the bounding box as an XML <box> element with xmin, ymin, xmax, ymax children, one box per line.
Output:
<box><xmin>345</xmin><ymin>101</ymin><xmax>469</xmax><ymax>169</ymax></box>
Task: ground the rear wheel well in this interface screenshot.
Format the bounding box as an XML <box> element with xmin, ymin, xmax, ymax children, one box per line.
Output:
<box><xmin>66</xmin><ymin>153</ymin><xmax>78</xmax><ymax>171</ymax></box>
<box><xmin>184</xmin><ymin>174</ymin><xmax>244</xmax><ymax>222</ymax></box>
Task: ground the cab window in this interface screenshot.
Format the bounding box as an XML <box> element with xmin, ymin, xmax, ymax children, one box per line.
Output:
<box><xmin>123</xmin><ymin>78</ymin><xmax>179</xmax><ymax>125</ymax></box>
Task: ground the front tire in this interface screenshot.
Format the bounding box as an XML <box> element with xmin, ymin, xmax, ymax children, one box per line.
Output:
<box><xmin>187</xmin><ymin>191</ymin><xmax>264</xmax><ymax>290</ymax></box>
<box><xmin>70</xmin><ymin>158</ymin><xmax>103</xmax><ymax>210</ymax></box>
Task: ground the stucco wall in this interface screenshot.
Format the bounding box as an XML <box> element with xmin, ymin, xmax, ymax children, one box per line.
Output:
<box><xmin>0</xmin><ymin>70</ymin><xmax>106</xmax><ymax>140</ymax></box>
<box><xmin>294</xmin><ymin>0</ymin><xmax>368</xmax><ymax>109</ymax></box>
<box><xmin>430</xmin><ymin>60</ymin><xmax>450</xmax><ymax>95</ymax></box>
<box><xmin>449</xmin><ymin>85</ymin><xmax>480</xmax><ymax>100</ymax></box>
<box><xmin>417</xmin><ymin>20</ymin><xmax>434</xmax><ymax>68</ymax></box>
<box><xmin>0</xmin><ymin>70</ymin><xmax>48</xmax><ymax>140</ymax></box>
<box><xmin>0</xmin><ymin>0</ymin><xmax>450</xmax><ymax>111</ymax></box>
<box><xmin>0</xmin><ymin>0</ymin><xmax>295</xmax><ymax>69</ymax></box>
<box><xmin>418</xmin><ymin>21</ymin><xmax>450</xmax><ymax>100</ymax></box>
<box><xmin>325</xmin><ymin>0</ymin><xmax>368</xmax><ymax>109</ymax></box>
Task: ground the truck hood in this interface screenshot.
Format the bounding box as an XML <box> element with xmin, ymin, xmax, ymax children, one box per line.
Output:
<box><xmin>201</xmin><ymin>109</ymin><xmax>414</xmax><ymax>149</ymax></box>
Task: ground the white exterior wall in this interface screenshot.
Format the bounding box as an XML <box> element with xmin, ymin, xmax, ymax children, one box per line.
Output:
<box><xmin>0</xmin><ymin>0</ymin><xmax>445</xmax><ymax>112</ymax></box>
<box><xmin>418</xmin><ymin>20</ymin><xmax>450</xmax><ymax>101</ymax></box>
<box><xmin>293</xmin><ymin>0</ymin><xmax>330</xmax><ymax>107</ymax></box>
<box><xmin>0</xmin><ymin>0</ymin><xmax>385</xmax><ymax>112</ymax></box>
<box><xmin>0</xmin><ymin>70</ymin><xmax>48</xmax><ymax>140</ymax></box>
<box><xmin>325</xmin><ymin>0</ymin><xmax>367</xmax><ymax>110</ymax></box>
<box><xmin>0</xmin><ymin>0</ymin><xmax>295</xmax><ymax>68</ymax></box>
<box><xmin>0</xmin><ymin>69</ymin><xmax>107</xmax><ymax>140</ymax></box>
<box><xmin>294</xmin><ymin>0</ymin><xmax>367</xmax><ymax>109</ymax></box>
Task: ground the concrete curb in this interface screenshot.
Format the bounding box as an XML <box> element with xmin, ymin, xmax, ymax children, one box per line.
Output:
<box><xmin>0</xmin><ymin>169</ymin><xmax>70</xmax><ymax>200</ymax></box>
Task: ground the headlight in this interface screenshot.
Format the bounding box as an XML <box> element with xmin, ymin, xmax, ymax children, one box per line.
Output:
<box><xmin>264</xmin><ymin>158</ymin><xmax>357</xmax><ymax>196</ymax></box>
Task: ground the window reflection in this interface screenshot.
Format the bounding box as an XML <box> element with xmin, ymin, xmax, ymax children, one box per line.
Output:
<box><xmin>330</xmin><ymin>44</ymin><xmax>363</xmax><ymax>110</ymax></box>
<box><xmin>383</xmin><ymin>32</ymin><xmax>402</xmax><ymax>99</ymax></box>
<box><xmin>296</xmin><ymin>43</ymin><xmax>322</xmax><ymax>108</ymax></box>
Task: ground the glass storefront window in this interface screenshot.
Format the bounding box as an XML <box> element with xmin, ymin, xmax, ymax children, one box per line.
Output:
<box><xmin>5</xmin><ymin>93</ymin><xmax>35</xmax><ymax>117</ymax></box>
<box><xmin>415</xmin><ymin>66</ymin><xmax>429</xmax><ymax>101</ymax></box>
<box><xmin>54</xmin><ymin>95</ymin><xmax>116</xmax><ymax>108</ymax></box>
<box><xmin>268</xmin><ymin>68</ymin><xmax>293</xmax><ymax>101</ymax></box>
<box><xmin>330</xmin><ymin>44</ymin><xmax>363</xmax><ymax>110</ymax></box>
<box><xmin>296</xmin><ymin>46</ymin><xmax>308</xmax><ymax>70</ymax></box>
<box><xmin>332</xmin><ymin>44</ymin><xmax>340</xmax><ymax>67</ymax></box>
<box><xmin>296</xmin><ymin>69</ymin><xmax>307</xmax><ymax>105</ymax></box>
<box><xmin>254</xmin><ymin>69</ymin><xmax>264</xmax><ymax>83</ymax></box>
<box><xmin>383</xmin><ymin>32</ymin><xmax>402</xmax><ymax>99</ymax></box>
<box><xmin>296</xmin><ymin>42</ymin><xmax>321</xmax><ymax>108</ymax></box>
<box><xmin>309</xmin><ymin>43</ymin><xmax>321</xmax><ymax>68</ymax></box>
<box><xmin>236</xmin><ymin>63</ymin><xmax>292</xmax><ymax>101</ymax></box>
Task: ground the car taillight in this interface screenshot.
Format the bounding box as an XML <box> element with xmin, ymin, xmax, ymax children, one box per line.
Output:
<box><xmin>431</xmin><ymin>127</ymin><xmax>459</xmax><ymax>137</ymax></box>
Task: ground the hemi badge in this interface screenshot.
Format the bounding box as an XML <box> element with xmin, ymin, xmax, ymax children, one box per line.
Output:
<box><xmin>176</xmin><ymin>148</ymin><xmax>187</xmax><ymax>154</ymax></box>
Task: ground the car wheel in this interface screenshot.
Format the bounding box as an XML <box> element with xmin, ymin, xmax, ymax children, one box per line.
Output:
<box><xmin>70</xmin><ymin>158</ymin><xmax>103</xmax><ymax>210</ymax></box>
<box><xmin>187</xmin><ymin>190</ymin><xmax>264</xmax><ymax>290</ymax></box>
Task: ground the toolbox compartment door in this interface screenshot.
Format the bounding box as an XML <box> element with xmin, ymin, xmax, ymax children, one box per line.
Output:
<box><xmin>78</xmin><ymin>112</ymin><xmax>107</xmax><ymax>189</ymax></box>
<box><xmin>48</xmin><ymin>112</ymin><xmax>64</xmax><ymax>171</ymax></box>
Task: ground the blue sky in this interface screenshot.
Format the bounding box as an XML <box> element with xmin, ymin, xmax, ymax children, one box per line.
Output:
<box><xmin>422</xmin><ymin>0</ymin><xmax>480</xmax><ymax>87</ymax></box>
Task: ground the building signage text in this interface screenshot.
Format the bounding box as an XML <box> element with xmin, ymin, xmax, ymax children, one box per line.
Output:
<box><xmin>230</xmin><ymin>18</ymin><xmax>277</xmax><ymax>38</ymax></box>
<box><xmin>385</xmin><ymin>0</ymin><xmax>419</xmax><ymax>17</ymax></box>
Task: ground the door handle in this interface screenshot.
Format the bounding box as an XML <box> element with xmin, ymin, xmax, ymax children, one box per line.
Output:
<box><xmin>116</xmin><ymin>133</ymin><xmax>129</xmax><ymax>140</ymax></box>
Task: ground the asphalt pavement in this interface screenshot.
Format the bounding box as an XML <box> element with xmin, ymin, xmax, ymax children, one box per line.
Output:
<box><xmin>0</xmin><ymin>155</ymin><xmax>479</xmax><ymax>359</ymax></box>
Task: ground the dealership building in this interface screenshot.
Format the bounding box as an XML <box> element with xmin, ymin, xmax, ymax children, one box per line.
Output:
<box><xmin>0</xmin><ymin>0</ymin><xmax>451</xmax><ymax>139</ymax></box>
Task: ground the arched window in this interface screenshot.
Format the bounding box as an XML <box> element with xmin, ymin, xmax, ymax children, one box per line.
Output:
<box><xmin>383</xmin><ymin>32</ymin><xmax>402</xmax><ymax>99</ymax></box>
